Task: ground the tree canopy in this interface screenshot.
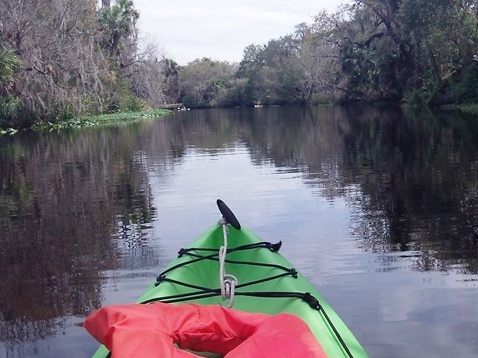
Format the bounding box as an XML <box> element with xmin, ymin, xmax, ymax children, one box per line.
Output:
<box><xmin>1</xmin><ymin>0</ymin><xmax>478</xmax><ymax>129</ymax></box>
<box><xmin>177</xmin><ymin>1</ymin><xmax>478</xmax><ymax>109</ymax></box>
<box><xmin>0</xmin><ymin>0</ymin><xmax>173</xmax><ymax>128</ymax></box>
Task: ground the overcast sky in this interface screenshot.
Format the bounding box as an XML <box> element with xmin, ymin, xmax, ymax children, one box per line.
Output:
<box><xmin>134</xmin><ymin>0</ymin><xmax>346</xmax><ymax>65</ymax></box>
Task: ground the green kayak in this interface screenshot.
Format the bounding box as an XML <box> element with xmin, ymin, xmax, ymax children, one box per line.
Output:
<box><xmin>89</xmin><ymin>200</ymin><xmax>368</xmax><ymax>357</ymax></box>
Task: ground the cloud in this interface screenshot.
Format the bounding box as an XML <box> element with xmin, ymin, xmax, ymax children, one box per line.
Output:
<box><xmin>134</xmin><ymin>0</ymin><xmax>344</xmax><ymax>65</ymax></box>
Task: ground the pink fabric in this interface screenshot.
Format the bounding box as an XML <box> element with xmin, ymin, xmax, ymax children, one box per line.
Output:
<box><xmin>84</xmin><ymin>302</ymin><xmax>327</xmax><ymax>357</ymax></box>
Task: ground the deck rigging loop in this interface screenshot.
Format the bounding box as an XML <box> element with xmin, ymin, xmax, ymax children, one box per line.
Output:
<box><xmin>148</xmin><ymin>241</ymin><xmax>354</xmax><ymax>358</ymax></box>
<box><xmin>219</xmin><ymin>217</ymin><xmax>238</xmax><ymax>308</ymax></box>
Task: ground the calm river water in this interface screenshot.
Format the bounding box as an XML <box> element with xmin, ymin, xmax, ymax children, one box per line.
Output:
<box><xmin>1</xmin><ymin>106</ymin><xmax>478</xmax><ymax>357</ymax></box>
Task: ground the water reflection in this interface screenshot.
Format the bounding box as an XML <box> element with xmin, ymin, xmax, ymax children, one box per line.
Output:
<box><xmin>0</xmin><ymin>106</ymin><xmax>478</xmax><ymax>356</ymax></box>
<box><xmin>0</xmin><ymin>127</ymin><xmax>162</xmax><ymax>350</ymax></box>
<box><xmin>339</xmin><ymin>108</ymin><xmax>478</xmax><ymax>274</ymax></box>
<box><xmin>167</xmin><ymin>106</ymin><xmax>478</xmax><ymax>274</ymax></box>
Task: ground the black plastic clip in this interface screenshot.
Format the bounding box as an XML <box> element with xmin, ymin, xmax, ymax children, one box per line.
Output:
<box><xmin>178</xmin><ymin>248</ymin><xmax>187</xmax><ymax>257</ymax></box>
<box><xmin>303</xmin><ymin>292</ymin><xmax>322</xmax><ymax>310</ymax></box>
<box><xmin>155</xmin><ymin>274</ymin><xmax>166</xmax><ymax>286</ymax></box>
<box><xmin>269</xmin><ymin>241</ymin><xmax>282</xmax><ymax>252</ymax></box>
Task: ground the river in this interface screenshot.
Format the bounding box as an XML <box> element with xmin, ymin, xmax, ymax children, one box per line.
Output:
<box><xmin>1</xmin><ymin>106</ymin><xmax>478</xmax><ymax>357</ymax></box>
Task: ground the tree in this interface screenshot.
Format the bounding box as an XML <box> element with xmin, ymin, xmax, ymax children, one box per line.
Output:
<box><xmin>128</xmin><ymin>56</ymin><xmax>170</xmax><ymax>107</ymax></box>
<box><xmin>179</xmin><ymin>58</ymin><xmax>237</xmax><ymax>108</ymax></box>
<box><xmin>0</xmin><ymin>41</ymin><xmax>22</xmax><ymax>126</ymax></box>
<box><xmin>0</xmin><ymin>0</ymin><xmax>172</xmax><ymax>128</ymax></box>
<box><xmin>236</xmin><ymin>44</ymin><xmax>266</xmax><ymax>106</ymax></box>
<box><xmin>0</xmin><ymin>0</ymin><xmax>114</xmax><ymax>122</ymax></box>
<box><xmin>0</xmin><ymin>42</ymin><xmax>20</xmax><ymax>94</ymax></box>
<box><xmin>236</xmin><ymin>19</ymin><xmax>342</xmax><ymax>105</ymax></box>
<box><xmin>315</xmin><ymin>0</ymin><xmax>419</xmax><ymax>101</ymax></box>
<box><xmin>293</xmin><ymin>20</ymin><xmax>342</xmax><ymax>103</ymax></box>
<box><xmin>98</xmin><ymin>0</ymin><xmax>139</xmax><ymax>59</ymax></box>
<box><xmin>237</xmin><ymin>38</ymin><xmax>301</xmax><ymax>105</ymax></box>
<box><xmin>161</xmin><ymin>58</ymin><xmax>180</xmax><ymax>103</ymax></box>
<box><xmin>323</xmin><ymin>0</ymin><xmax>478</xmax><ymax>104</ymax></box>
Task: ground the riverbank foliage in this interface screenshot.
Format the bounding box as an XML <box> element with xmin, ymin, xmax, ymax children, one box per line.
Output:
<box><xmin>27</xmin><ymin>109</ymin><xmax>170</xmax><ymax>132</ymax></box>
<box><xmin>2</xmin><ymin>0</ymin><xmax>478</xmax><ymax>130</ymax></box>
<box><xmin>176</xmin><ymin>1</ymin><xmax>478</xmax><ymax>109</ymax></box>
<box><xmin>0</xmin><ymin>0</ymin><xmax>176</xmax><ymax>130</ymax></box>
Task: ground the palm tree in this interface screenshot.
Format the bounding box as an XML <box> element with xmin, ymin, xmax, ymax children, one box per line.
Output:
<box><xmin>99</xmin><ymin>0</ymin><xmax>139</xmax><ymax>57</ymax></box>
<box><xmin>0</xmin><ymin>43</ymin><xmax>21</xmax><ymax>95</ymax></box>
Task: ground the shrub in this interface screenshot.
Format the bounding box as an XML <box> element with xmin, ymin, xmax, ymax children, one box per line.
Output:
<box><xmin>0</xmin><ymin>96</ymin><xmax>24</xmax><ymax>128</ymax></box>
<box><xmin>181</xmin><ymin>94</ymin><xmax>197</xmax><ymax>109</ymax></box>
<box><xmin>124</xmin><ymin>96</ymin><xmax>143</xmax><ymax>112</ymax></box>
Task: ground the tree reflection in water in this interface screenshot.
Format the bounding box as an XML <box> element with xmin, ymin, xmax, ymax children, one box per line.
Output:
<box><xmin>0</xmin><ymin>106</ymin><xmax>477</xmax><ymax>355</ymax></box>
<box><xmin>0</xmin><ymin>127</ymin><xmax>163</xmax><ymax>348</ymax></box>
<box><xmin>176</xmin><ymin>106</ymin><xmax>478</xmax><ymax>274</ymax></box>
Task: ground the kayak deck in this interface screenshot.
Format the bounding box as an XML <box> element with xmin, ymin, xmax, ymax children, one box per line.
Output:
<box><xmin>92</xmin><ymin>223</ymin><xmax>367</xmax><ymax>357</ymax></box>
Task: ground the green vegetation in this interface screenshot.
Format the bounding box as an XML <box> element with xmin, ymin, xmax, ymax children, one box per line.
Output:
<box><xmin>0</xmin><ymin>0</ymin><xmax>175</xmax><ymax>132</ymax></box>
<box><xmin>442</xmin><ymin>104</ymin><xmax>478</xmax><ymax>116</ymax></box>
<box><xmin>174</xmin><ymin>1</ymin><xmax>478</xmax><ymax>111</ymax></box>
<box><xmin>28</xmin><ymin>109</ymin><xmax>170</xmax><ymax>132</ymax></box>
<box><xmin>458</xmin><ymin>104</ymin><xmax>478</xmax><ymax>116</ymax></box>
<box><xmin>1</xmin><ymin>0</ymin><xmax>478</xmax><ymax>132</ymax></box>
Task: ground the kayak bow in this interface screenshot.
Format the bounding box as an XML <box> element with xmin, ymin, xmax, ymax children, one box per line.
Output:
<box><xmin>87</xmin><ymin>200</ymin><xmax>368</xmax><ymax>357</ymax></box>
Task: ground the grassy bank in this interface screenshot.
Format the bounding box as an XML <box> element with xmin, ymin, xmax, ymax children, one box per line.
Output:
<box><xmin>1</xmin><ymin>109</ymin><xmax>172</xmax><ymax>135</ymax></box>
<box><xmin>441</xmin><ymin>104</ymin><xmax>478</xmax><ymax>116</ymax></box>
<box><xmin>29</xmin><ymin>109</ymin><xmax>172</xmax><ymax>132</ymax></box>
